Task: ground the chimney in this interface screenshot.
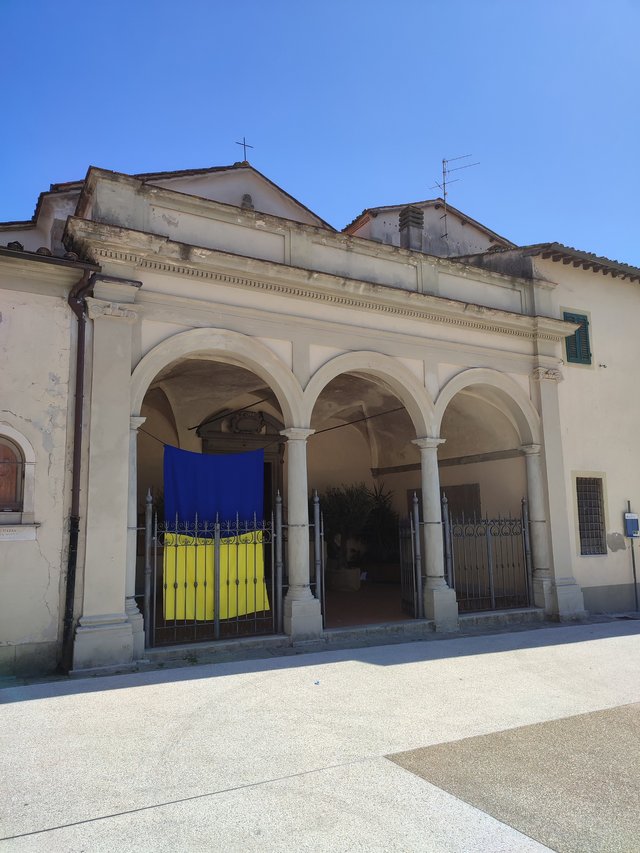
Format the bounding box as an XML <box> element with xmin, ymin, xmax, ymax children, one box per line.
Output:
<box><xmin>399</xmin><ymin>205</ymin><xmax>424</xmax><ymax>251</ymax></box>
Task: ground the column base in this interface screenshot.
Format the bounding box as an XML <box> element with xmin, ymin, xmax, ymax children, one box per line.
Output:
<box><xmin>424</xmin><ymin>585</ymin><xmax>459</xmax><ymax>632</ymax></box>
<box><xmin>550</xmin><ymin>578</ymin><xmax>587</xmax><ymax>620</ymax></box>
<box><xmin>533</xmin><ymin>572</ymin><xmax>552</xmax><ymax>611</ymax></box>
<box><xmin>284</xmin><ymin>595</ymin><xmax>323</xmax><ymax>641</ymax></box>
<box><xmin>71</xmin><ymin>613</ymin><xmax>134</xmax><ymax>672</ymax></box>
<box><xmin>533</xmin><ymin>572</ymin><xmax>586</xmax><ymax>619</ymax></box>
<box><xmin>125</xmin><ymin>597</ymin><xmax>145</xmax><ymax>660</ymax></box>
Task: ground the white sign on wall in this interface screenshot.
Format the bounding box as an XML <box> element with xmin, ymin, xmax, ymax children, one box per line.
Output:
<box><xmin>0</xmin><ymin>525</ymin><xmax>37</xmax><ymax>541</ymax></box>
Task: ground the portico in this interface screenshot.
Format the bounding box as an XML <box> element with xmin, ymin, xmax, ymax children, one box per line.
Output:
<box><xmin>0</xmin><ymin>163</ymin><xmax>593</xmax><ymax>676</ymax></box>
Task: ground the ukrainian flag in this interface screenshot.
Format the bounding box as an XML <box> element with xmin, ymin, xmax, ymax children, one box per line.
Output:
<box><xmin>162</xmin><ymin>445</ymin><xmax>267</xmax><ymax>621</ymax></box>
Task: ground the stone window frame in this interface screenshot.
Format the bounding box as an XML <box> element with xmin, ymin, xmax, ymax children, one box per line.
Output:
<box><xmin>0</xmin><ymin>423</ymin><xmax>35</xmax><ymax>525</ymax></box>
<box><xmin>572</xmin><ymin>471</ymin><xmax>608</xmax><ymax>557</ymax></box>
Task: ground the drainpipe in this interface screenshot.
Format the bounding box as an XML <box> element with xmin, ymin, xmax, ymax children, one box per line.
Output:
<box><xmin>60</xmin><ymin>270</ymin><xmax>96</xmax><ymax>671</ymax></box>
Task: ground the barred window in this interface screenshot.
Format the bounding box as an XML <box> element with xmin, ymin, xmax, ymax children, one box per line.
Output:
<box><xmin>563</xmin><ymin>312</ymin><xmax>591</xmax><ymax>365</ymax></box>
<box><xmin>576</xmin><ymin>477</ymin><xmax>606</xmax><ymax>555</ymax></box>
<box><xmin>0</xmin><ymin>436</ymin><xmax>24</xmax><ymax>512</ymax></box>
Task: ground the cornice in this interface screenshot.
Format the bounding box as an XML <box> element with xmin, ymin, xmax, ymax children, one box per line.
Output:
<box><xmin>67</xmin><ymin>218</ymin><xmax>575</xmax><ymax>343</ymax></box>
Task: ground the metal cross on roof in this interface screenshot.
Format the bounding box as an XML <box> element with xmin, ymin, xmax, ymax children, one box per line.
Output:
<box><xmin>235</xmin><ymin>136</ymin><xmax>254</xmax><ymax>161</ymax></box>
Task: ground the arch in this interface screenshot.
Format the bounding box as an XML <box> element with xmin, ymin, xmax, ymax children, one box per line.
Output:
<box><xmin>130</xmin><ymin>328</ymin><xmax>304</xmax><ymax>427</ymax></box>
<box><xmin>0</xmin><ymin>421</ymin><xmax>36</xmax><ymax>521</ymax></box>
<box><xmin>434</xmin><ymin>368</ymin><xmax>541</xmax><ymax>445</ymax></box>
<box><xmin>302</xmin><ymin>352</ymin><xmax>436</xmax><ymax>436</ymax></box>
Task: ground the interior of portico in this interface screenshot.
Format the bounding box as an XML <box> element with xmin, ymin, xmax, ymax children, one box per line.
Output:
<box><xmin>306</xmin><ymin>371</ymin><xmax>420</xmax><ymax>628</ymax></box>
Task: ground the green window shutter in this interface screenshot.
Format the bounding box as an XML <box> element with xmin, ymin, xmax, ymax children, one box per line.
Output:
<box><xmin>563</xmin><ymin>312</ymin><xmax>591</xmax><ymax>364</ymax></box>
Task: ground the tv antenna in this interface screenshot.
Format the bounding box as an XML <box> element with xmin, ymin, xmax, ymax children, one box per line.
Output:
<box><xmin>430</xmin><ymin>154</ymin><xmax>479</xmax><ymax>239</ymax></box>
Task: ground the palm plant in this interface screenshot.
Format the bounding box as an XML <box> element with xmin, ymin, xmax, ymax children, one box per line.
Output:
<box><xmin>362</xmin><ymin>483</ymin><xmax>400</xmax><ymax>563</ymax></box>
<box><xmin>318</xmin><ymin>483</ymin><xmax>374</xmax><ymax>569</ymax></box>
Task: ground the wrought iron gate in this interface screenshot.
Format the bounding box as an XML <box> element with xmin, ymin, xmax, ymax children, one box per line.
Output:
<box><xmin>399</xmin><ymin>494</ymin><xmax>424</xmax><ymax>618</ymax></box>
<box><xmin>399</xmin><ymin>494</ymin><xmax>533</xmax><ymax>617</ymax></box>
<box><xmin>142</xmin><ymin>490</ymin><xmax>327</xmax><ymax>647</ymax></box>
<box><xmin>442</xmin><ymin>495</ymin><xmax>533</xmax><ymax>612</ymax></box>
<box><xmin>143</xmin><ymin>491</ymin><xmax>285</xmax><ymax>647</ymax></box>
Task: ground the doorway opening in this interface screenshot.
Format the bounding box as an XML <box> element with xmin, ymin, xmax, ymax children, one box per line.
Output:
<box><xmin>308</xmin><ymin>371</ymin><xmax>421</xmax><ymax>628</ymax></box>
<box><xmin>136</xmin><ymin>356</ymin><xmax>288</xmax><ymax>646</ymax></box>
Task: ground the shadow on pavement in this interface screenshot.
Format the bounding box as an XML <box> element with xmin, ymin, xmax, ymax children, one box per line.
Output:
<box><xmin>1</xmin><ymin>617</ymin><xmax>639</xmax><ymax>704</ymax></box>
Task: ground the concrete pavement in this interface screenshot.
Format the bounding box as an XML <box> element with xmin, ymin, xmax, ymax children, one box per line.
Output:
<box><xmin>1</xmin><ymin>620</ymin><xmax>639</xmax><ymax>851</ymax></box>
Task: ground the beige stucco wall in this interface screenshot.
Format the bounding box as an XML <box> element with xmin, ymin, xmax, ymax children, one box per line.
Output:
<box><xmin>440</xmin><ymin>458</ymin><xmax>526</xmax><ymax>519</ymax></box>
<box><xmin>544</xmin><ymin>259</ymin><xmax>640</xmax><ymax>609</ymax></box>
<box><xmin>0</xmin><ymin>286</ymin><xmax>74</xmax><ymax>673</ymax></box>
<box><xmin>307</xmin><ymin>425</ymin><xmax>375</xmax><ymax>495</ymax></box>
<box><xmin>151</xmin><ymin>170</ymin><xmax>323</xmax><ymax>227</ymax></box>
<box><xmin>351</xmin><ymin>205</ymin><xmax>505</xmax><ymax>258</ymax></box>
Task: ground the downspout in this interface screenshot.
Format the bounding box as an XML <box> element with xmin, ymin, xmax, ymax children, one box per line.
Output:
<box><xmin>60</xmin><ymin>270</ymin><xmax>96</xmax><ymax>671</ymax></box>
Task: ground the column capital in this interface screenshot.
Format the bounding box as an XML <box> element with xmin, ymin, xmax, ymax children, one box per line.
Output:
<box><xmin>130</xmin><ymin>416</ymin><xmax>147</xmax><ymax>432</ymax></box>
<box><xmin>86</xmin><ymin>297</ymin><xmax>138</xmax><ymax>324</ymax></box>
<box><xmin>280</xmin><ymin>427</ymin><xmax>315</xmax><ymax>442</ymax></box>
<box><xmin>531</xmin><ymin>366</ymin><xmax>563</xmax><ymax>383</ymax></box>
<box><xmin>521</xmin><ymin>443</ymin><xmax>542</xmax><ymax>456</ymax></box>
<box><xmin>413</xmin><ymin>436</ymin><xmax>446</xmax><ymax>451</ymax></box>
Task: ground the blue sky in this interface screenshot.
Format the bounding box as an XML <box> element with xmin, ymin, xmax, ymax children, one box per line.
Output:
<box><xmin>2</xmin><ymin>1</ymin><xmax>639</xmax><ymax>264</ymax></box>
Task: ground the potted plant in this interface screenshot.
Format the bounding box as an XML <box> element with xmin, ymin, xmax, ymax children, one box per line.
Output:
<box><xmin>318</xmin><ymin>483</ymin><xmax>374</xmax><ymax>591</ymax></box>
<box><xmin>362</xmin><ymin>483</ymin><xmax>401</xmax><ymax>583</ymax></box>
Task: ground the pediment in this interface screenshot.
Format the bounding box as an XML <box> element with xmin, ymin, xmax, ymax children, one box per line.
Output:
<box><xmin>145</xmin><ymin>165</ymin><xmax>333</xmax><ymax>230</ymax></box>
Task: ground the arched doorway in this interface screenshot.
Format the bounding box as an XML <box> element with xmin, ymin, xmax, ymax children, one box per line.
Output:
<box><xmin>131</xmin><ymin>330</ymin><xmax>304</xmax><ymax>648</ymax></box>
<box><xmin>435</xmin><ymin>371</ymin><xmax>541</xmax><ymax>612</ymax></box>
<box><xmin>304</xmin><ymin>354</ymin><xmax>435</xmax><ymax>629</ymax></box>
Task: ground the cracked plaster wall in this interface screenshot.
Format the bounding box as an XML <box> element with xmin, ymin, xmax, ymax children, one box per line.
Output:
<box><xmin>0</xmin><ymin>289</ymin><xmax>73</xmax><ymax>667</ymax></box>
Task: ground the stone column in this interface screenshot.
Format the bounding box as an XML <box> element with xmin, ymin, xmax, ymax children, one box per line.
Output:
<box><xmin>280</xmin><ymin>428</ymin><xmax>322</xmax><ymax>639</ymax></box>
<box><xmin>413</xmin><ymin>437</ymin><xmax>459</xmax><ymax>631</ymax></box>
<box><xmin>72</xmin><ymin>299</ymin><xmax>139</xmax><ymax>671</ymax></box>
<box><xmin>531</xmin><ymin>367</ymin><xmax>586</xmax><ymax>618</ymax></box>
<box><xmin>125</xmin><ymin>416</ymin><xmax>146</xmax><ymax>659</ymax></box>
<box><xmin>521</xmin><ymin>443</ymin><xmax>552</xmax><ymax>609</ymax></box>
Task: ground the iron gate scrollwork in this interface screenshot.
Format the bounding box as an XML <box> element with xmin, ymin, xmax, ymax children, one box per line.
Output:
<box><xmin>441</xmin><ymin>494</ymin><xmax>533</xmax><ymax>612</ymax></box>
<box><xmin>143</xmin><ymin>491</ymin><xmax>284</xmax><ymax>647</ymax></box>
<box><xmin>142</xmin><ymin>490</ymin><xmax>327</xmax><ymax>647</ymax></box>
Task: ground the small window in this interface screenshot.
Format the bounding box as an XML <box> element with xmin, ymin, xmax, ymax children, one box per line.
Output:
<box><xmin>0</xmin><ymin>436</ymin><xmax>24</xmax><ymax>512</ymax></box>
<box><xmin>563</xmin><ymin>312</ymin><xmax>591</xmax><ymax>365</ymax></box>
<box><xmin>576</xmin><ymin>477</ymin><xmax>606</xmax><ymax>555</ymax></box>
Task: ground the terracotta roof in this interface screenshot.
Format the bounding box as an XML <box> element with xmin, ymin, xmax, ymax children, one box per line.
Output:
<box><xmin>0</xmin><ymin>243</ymin><xmax>99</xmax><ymax>271</ymax></box>
<box><xmin>457</xmin><ymin>242</ymin><xmax>640</xmax><ymax>283</ymax></box>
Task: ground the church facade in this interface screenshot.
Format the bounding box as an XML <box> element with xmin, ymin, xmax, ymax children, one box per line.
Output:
<box><xmin>1</xmin><ymin>163</ymin><xmax>638</xmax><ymax>675</ymax></box>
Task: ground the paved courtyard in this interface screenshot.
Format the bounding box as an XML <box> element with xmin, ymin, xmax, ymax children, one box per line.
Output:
<box><xmin>1</xmin><ymin>620</ymin><xmax>639</xmax><ymax>851</ymax></box>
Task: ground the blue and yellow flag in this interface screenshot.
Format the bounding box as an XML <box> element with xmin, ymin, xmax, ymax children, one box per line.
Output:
<box><xmin>162</xmin><ymin>446</ymin><xmax>268</xmax><ymax>620</ymax></box>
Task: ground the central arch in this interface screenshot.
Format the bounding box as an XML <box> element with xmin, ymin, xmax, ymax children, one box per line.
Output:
<box><xmin>302</xmin><ymin>351</ymin><xmax>436</xmax><ymax>629</ymax></box>
<box><xmin>302</xmin><ymin>352</ymin><xmax>436</xmax><ymax>435</ymax></box>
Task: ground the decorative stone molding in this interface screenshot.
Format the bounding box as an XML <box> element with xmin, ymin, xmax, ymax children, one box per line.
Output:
<box><xmin>86</xmin><ymin>297</ymin><xmax>138</xmax><ymax>323</ymax></box>
<box><xmin>67</xmin><ymin>217</ymin><xmax>574</xmax><ymax>343</ymax></box>
<box><xmin>280</xmin><ymin>427</ymin><xmax>315</xmax><ymax>442</ymax></box>
<box><xmin>521</xmin><ymin>443</ymin><xmax>542</xmax><ymax>456</ymax></box>
<box><xmin>412</xmin><ymin>436</ymin><xmax>446</xmax><ymax>451</ymax></box>
<box><xmin>531</xmin><ymin>367</ymin><xmax>563</xmax><ymax>383</ymax></box>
